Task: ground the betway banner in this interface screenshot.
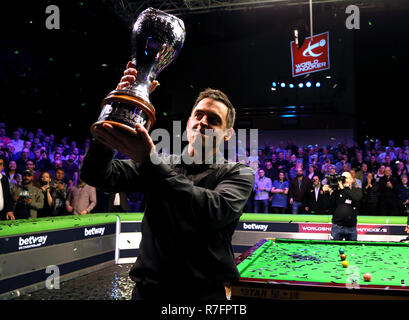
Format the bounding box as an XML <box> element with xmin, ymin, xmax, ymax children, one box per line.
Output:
<box><xmin>298</xmin><ymin>223</ymin><xmax>390</xmax><ymax>235</ymax></box>
<box><xmin>290</xmin><ymin>32</ymin><xmax>330</xmax><ymax>77</ymax></box>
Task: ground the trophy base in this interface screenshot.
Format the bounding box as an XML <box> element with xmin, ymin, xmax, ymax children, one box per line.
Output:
<box><xmin>91</xmin><ymin>91</ymin><xmax>156</xmax><ymax>148</ymax></box>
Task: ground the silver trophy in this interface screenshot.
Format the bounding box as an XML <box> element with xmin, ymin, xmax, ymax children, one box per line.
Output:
<box><xmin>91</xmin><ymin>7</ymin><xmax>186</xmax><ymax>145</ymax></box>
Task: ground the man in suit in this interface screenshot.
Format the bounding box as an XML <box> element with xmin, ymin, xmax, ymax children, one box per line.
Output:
<box><xmin>0</xmin><ymin>157</ymin><xmax>15</xmax><ymax>220</ymax></box>
<box><xmin>305</xmin><ymin>175</ymin><xmax>329</xmax><ymax>214</ymax></box>
<box><xmin>107</xmin><ymin>192</ymin><xmax>130</xmax><ymax>212</ymax></box>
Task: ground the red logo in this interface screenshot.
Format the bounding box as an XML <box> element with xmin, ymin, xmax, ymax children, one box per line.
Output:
<box><xmin>290</xmin><ymin>32</ymin><xmax>330</xmax><ymax>77</ymax></box>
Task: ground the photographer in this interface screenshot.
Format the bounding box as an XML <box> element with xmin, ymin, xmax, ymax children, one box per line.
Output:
<box><xmin>323</xmin><ymin>172</ymin><xmax>362</xmax><ymax>241</ymax></box>
<box><xmin>12</xmin><ymin>170</ymin><xmax>44</xmax><ymax>219</ymax></box>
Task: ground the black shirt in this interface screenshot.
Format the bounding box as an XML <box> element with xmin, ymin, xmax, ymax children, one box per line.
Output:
<box><xmin>80</xmin><ymin>140</ymin><xmax>254</xmax><ymax>292</ymax></box>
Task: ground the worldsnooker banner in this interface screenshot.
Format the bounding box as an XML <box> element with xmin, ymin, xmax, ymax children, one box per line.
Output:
<box><xmin>290</xmin><ymin>31</ymin><xmax>330</xmax><ymax>77</ymax></box>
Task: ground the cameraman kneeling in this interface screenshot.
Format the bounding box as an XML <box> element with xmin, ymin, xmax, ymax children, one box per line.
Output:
<box><xmin>323</xmin><ymin>172</ymin><xmax>362</xmax><ymax>241</ymax></box>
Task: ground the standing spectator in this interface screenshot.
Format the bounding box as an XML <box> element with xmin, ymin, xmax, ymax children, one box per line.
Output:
<box><xmin>362</xmin><ymin>172</ymin><xmax>379</xmax><ymax>215</ymax></box>
<box><xmin>374</xmin><ymin>165</ymin><xmax>386</xmax><ymax>182</ymax></box>
<box><xmin>288</xmin><ymin>167</ymin><xmax>310</xmax><ymax>214</ymax></box>
<box><xmin>306</xmin><ymin>164</ymin><xmax>317</xmax><ymax>181</ymax></box>
<box><xmin>270</xmin><ymin>171</ymin><xmax>289</xmax><ymax>213</ymax></box>
<box><xmin>378</xmin><ymin>166</ymin><xmax>400</xmax><ymax>216</ymax></box>
<box><xmin>15</xmin><ymin>148</ymin><xmax>32</xmax><ymax>174</ymax></box>
<box><xmin>305</xmin><ymin>176</ymin><xmax>329</xmax><ymax>214</ymax></box>
<box><xmin>33</xmin><ymin>149</ymin><xmax>52</xmax><ymax>173</ymax></box>
<box><xmin>50</xmin><ymin>168</ymin><xmax>68</xmax><ymax>216</ymax></box>
<box><xmin>0</xmin><ymin>123</ymin><xmax>11</xmax><ymax>149</ymax></box>
<box><xmin>323</xmin><ymin>172</ymin><xmax>362</xmax><ymax>241</ymax></box>
<box><xmin>37</xmin><ymin>172</ymin><xmax>54</xmax><ymax>218</ymax></box>
<box><xmin>12</xmin><ymin>170</ymin><xmax>44</xmax><ymax>219</ymax></box>
<box><xmin>397</xmin><ymin>175</ymin><xmax>409</xmax><ymax>216</ymax></box>
<box><xmin>0</xmin><ymin>157</ymin><xmax>15</xmax><ymax>220</ymax></box>
<box><xmin>65</xmin><ymin>179</ymin><xmax>97</xmax><ymax>215</ymax></box>
<box><xmin>253</xmin><ymin>169</ymin><xmax>272</xmax><ymax>213</ymax></box>
<box><xmin>11</xmin><ymin>131</ymin><xmax>24</xmax><ymax>154</ymax></box>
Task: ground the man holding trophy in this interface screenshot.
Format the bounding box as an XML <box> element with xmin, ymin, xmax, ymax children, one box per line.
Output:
<box><xmin>80</xmin><ymin>8</ymin><xmax>254</xmax><ymax>300</ymax></box>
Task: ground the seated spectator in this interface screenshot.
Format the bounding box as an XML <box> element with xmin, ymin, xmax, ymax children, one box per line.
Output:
<box><xmin>65</xmin><ymin>179</ymin><xmax>97</xmax><ymax>215</ymax></box>
<box><xmin>253</xmin><ymin>169</ymin><xmax>272</xmax><ymax>213</ymax></box>
<box><xmin>306</xmin><ymin>164</ymin><xmax>317</xmax><ymax>180</ymax></box>
<box><xmin>305</xmin><ymin>175</ymin><xmax>329</xmax><ymax>214</ymax></box>
<box><xmin>50</xmin><ymin>168</ymin><xmax>68</xmax><ymax>216</ymax></box>
<box><xmin>12</xmin><ymin>170</ymin><xmax>44</xmax><ymax>219</ymax></box>
<box><xmin>11</xmin><ymin>130</ymin><xmax>24</xmax><ymax>154</ymax></box>
<box><xmin>378</xmin><ymin>166</ymin><xmax>400</xmax><ymax>216</ymax></box>
<box><xmin>378</xmin><ymin>147</ymin><xmax>396</xmax><ymax>163</ymax></box>
<box><xmin>289</xmin><ymin>167</ymin><xmax>310</xmax><ymax>214</ymax></box>
<box><xmin>394</xmin><ymin>161</ymin><xmax>407</xmax><ymax>180</ymax></box>
<box><xmin>63</xmin><ymin>153</ymin><xmax>79</xmax><ymax>189</ymax></box>
<box><xmin>351</xmin><ymin>151</ymin><xmax>364</xmax><ymax>172</ymax></box>
<box><xmin>0</xmin><ymin>123</ymin><xmax>11</xmax><ymax>149</ymax></box>
<box><xmin>362</xmin><ymin>172</ymin><xmax>379</xmax><ymax>215</ymax></box>
<box><xmin>0</xmin><ymin>157</ymin><xmax>15</xmax><ymax>221</ymax></box>
<box><xmin>374</xmin><ymin>165</ymin><xmax>386</xmax><ymax>182</ymax></box>
<box><xmin>335</xmin><ymin>154</ymin><xmax>350</xmax><ymax>174</ymax></box>
<box><xmin>276</xmin><ymin>151</ymin><xmax>288</xmax><ymax>173</ymax></box>
<box><xmin>397</xmin><ymin>175</ymin><xmax>409</xmax><ymax>216</ymax></box>
<box><xmin>270</xmin><ymin>171</ymin><xmax>289</xmax><ymax>213</ymax></box>
<box><xmin>33</xmin><ymin>148</ymin><xmax>52</xmax><ymax>173</ymax></box>
<box><xmin>37</xmin><ymin>172</ymin><xmax>54</xmax><ymax>218</ymax></box>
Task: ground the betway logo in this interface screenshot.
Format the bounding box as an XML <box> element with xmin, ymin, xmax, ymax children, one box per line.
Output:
<box><xmin>243</xmin><ymin>223</ymin><xmax>268</xmax><ymax>232</ymax></box>
<box><xmin>18</xmin><ymin>235</ymin><xmax>48</xmax><ymax>250</ymax></box>
<box><xmin>84</xmin><ymin>227</ymin><xmax>105</xmax><ymax>237</ymax></box>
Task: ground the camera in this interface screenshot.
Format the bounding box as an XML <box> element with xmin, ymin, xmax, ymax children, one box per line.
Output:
<box><xmin>325</xmin><ymin>173</ymin><xmax>346</xmax><ymax>190</ymax></box>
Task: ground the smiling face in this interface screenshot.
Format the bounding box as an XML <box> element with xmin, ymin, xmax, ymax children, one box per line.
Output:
<box><xmin>187</xmin><ymin>97</ymin><xmax>232</xmax><ymax>157</ymax></box>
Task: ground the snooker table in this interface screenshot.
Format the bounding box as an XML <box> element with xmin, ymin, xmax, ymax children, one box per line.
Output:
<box><xmin>231</xmin><ymin>238</ymin><xmax>409</xmax><ymax>300</ymax></box>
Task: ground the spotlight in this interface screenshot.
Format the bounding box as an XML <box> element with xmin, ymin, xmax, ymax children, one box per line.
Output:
<box><xmin>298</xmin><ymin>83</ymin><xmax>304</xmax><ymax>88</ymax></box>
<box><xmin>272</xmin><ymin>82</ymin><xmax>277</xmax><ymax>87</ymax></box>
<box><xmin>306</xmin><ymin>82</ymin><xmax>311</xmax><ymax>87</ymax></box>
<box><xmin>316</xmin><ymin>82</ymin><xmax>321</xmax><ymax>87</ymax></box>
<box><xmin>289</xmin><ymin>84</ymin><xmax>294</xmax><ymax>88</ymax></box>
<box><xmin>280</xmin><ymin>83</ymin><xmax>286</xmax><ymax>88</ymax></box>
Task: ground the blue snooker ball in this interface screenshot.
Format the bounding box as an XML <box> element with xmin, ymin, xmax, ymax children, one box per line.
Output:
<box><xmin>339</xmin><ymin>248</ymin><xmax>345</xmax><ymax>254</ymax></box>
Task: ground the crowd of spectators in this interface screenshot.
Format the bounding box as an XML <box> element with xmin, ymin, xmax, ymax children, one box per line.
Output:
<box><xmin>244</xmin><ymin>139</ymin><xmax>409</xmax><ymax>217</ymax></box>
<box><xmin>0</xmin><ymin>123</ymin><xmax>144</xmax><ymax>220</ymax></box>
<box><xmin>1</xmin><ymin>121</ymin><xmax>409</xmax><ymax>220</ymax></box>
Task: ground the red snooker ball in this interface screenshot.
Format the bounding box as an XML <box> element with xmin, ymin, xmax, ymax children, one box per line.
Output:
<box><xmin>340</xmin><ymin>254</ymin><xmax>347</xmax><ymax>260</ymax></box>
<box><xmin>363</xmin><ymin>273</ymin><xmax>372</xmax><ymax>281</ymax></box>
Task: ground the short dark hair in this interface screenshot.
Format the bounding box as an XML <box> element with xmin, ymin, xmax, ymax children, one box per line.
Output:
<box><xmin>193</xmin><ymin>88</ymin><xmax>236</xmax><ymax>129</ymax></box>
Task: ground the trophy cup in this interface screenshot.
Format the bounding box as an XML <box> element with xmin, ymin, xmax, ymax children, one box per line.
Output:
<box><xmin>91</xmin><ymin>7</ymin><xmax>186</xmax><ymax>146</ymax></box>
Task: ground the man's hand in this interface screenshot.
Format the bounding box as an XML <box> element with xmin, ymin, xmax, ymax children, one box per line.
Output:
<box><xmin>6</xmin><ymin>212</ymin><xmax>15</xmax><ymax>220</ymax></box>
<box><xmin>66</xmin><ymin>205</ymin><xmax>73</xmax><ymax>213</ymax></box>
<box><xmin>338</xmin><ymin>181</ymin><xmax>345</xmax><ymax>190</ymax></box>
<box><xmin>80</xmin><ymin>210</ymin><xmax>87</xmax><ymax>215</ymax></box>
<box><xmin>406</xmin><ymin>225</ymin><xmax>409</xmax><ymax>234</ymax></box>
<box><xmin>386</xmin><ymin>181</ymin><xmax>393</xmax><ymax>189</ymax></box>
<box><xmin>25</xmin><ymin>198</ymin><xmax>32</xmax><ymax>205</ymax></box>
<box><xmin>116</xmin><ymin>61</ymin><xmax>159</xmax><ymax>92</ymax></box>
<box><xmin>289</xmin><ymin>198</ymin><xmax>294</xmax><ymax>205</ymax></box>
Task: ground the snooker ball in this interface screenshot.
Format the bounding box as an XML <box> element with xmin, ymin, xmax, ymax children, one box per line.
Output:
<box><xmin>339</xmin><ymin>248</ymin><xmax>345</xmax><ymax>254</ymax></box>
<box><xmin>342</xmin><ymin>261</ymin><xmax>349</xmax><ymax>268</ymax></box>
<box><xmin>363</xmin><ymin>273</ymin><xmax>372</xmax><ymax>281</ymax></box>
<box><xmin>340</xmin><ymin>254</ymin><xmax>347</xmax><ymax>260</ymax></box>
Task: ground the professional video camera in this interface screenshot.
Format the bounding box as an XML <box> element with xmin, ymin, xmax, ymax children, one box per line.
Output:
<box><xmin>325</xmin><ymin>173</ymin><xmax>346</xmax><ymax>190</ymax></box>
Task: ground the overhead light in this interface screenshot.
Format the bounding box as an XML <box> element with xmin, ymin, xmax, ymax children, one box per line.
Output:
<box><xmin>306</xmin><ymin>82</ymin><xmax>311</xmax><ymax>87</ymax></box>
<box><xmin>298</xmin><ymin>83</ymin><xmax>304</xmax><ymax>88</ymax></box>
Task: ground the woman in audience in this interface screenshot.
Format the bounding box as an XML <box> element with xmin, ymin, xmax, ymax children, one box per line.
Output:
<box><xmin>270</xmin><ymin>171</ymin><xmax>289</xmax><ymax>213</ymax></box>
